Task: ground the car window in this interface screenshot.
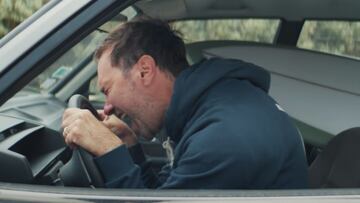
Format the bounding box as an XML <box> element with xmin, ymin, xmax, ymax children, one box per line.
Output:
<box><xmin>171</xmin><ymin>19</ymin><xmax>280</xmax><ymax>44</ymax></box>
<box><xmin>16</xmin><ymin>7</ymin><xmax>137</xmax><ymax>96</ymax></box>
<box><xmin>87</xmin><ymin>7</ymin><xmax>138</xmax><ymax>103</ymax></box>
<box><xmin>0</xmin><ymin>0</ymin><xmax>49</xmax><ymax>39</ymax></box>
<box><xmin>17</xmin><ymin>31</ymin><xmax>106</xmax><ymax>96</ymax></box>
<box><xmin>297</xmin><ymin>20</ymin><xmax>360</xmax><ymax>59</ymax></box>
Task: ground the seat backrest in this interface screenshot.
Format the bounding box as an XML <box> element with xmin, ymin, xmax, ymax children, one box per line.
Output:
<box><xmin>309</xmin><ymin>127</ymin><xmax>360</xmax><ymax>188</ymax></box>
<box><xmin>186</xmin><ymin>40</ymin><xmax>253</xmax><ymax>65</ymax></box>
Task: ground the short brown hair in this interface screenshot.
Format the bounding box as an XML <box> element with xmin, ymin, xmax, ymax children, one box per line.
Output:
<box><xmin>95</xmin><ymin>17</ymin><xmax>189</xmax><ymax>77</ymax></box>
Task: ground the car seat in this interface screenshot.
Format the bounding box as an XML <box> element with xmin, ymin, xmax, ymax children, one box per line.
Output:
<box><xmin>308</xmin><ymin>127</ymin><xmax>360</xmax><ymax>188</ymax></box>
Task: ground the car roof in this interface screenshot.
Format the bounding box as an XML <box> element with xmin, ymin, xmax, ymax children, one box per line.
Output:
<box><xmin>135</xmin><ymin>0</ymin><xmax>360</xmax><ymax>21</ymax></box>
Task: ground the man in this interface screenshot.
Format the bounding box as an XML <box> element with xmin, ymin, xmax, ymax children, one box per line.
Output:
<box><xmin>62</xmin><ymin>18</ymin><xmax>308</xmax><ymax>189</ymax></box>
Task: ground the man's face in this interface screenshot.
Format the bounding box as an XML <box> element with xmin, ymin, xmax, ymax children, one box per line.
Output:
<box><xmin>97</xmin><ymin>50</ymin><xmax>165</xmax><ymax>140</ymax></box>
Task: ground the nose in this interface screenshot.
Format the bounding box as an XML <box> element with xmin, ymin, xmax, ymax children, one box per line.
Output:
<box><xmin>103</xmin><ymin>102</ymin><xmax>114</xmax><ymax>115</ymax></box>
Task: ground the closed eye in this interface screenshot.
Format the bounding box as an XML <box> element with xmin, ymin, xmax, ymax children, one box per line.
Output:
<box><xmin>100</xmin><ymin>88</ymin><xmax>108</xmax><ymax>96</ymax></box>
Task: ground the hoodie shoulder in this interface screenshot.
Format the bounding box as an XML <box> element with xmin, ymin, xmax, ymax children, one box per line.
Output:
<box><xmin>166</xmin><ymin>58</ymin><xmax>271</xmax><ymax>142</ymax></box>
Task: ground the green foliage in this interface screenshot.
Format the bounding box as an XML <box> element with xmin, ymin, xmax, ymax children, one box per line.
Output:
<box><xmin>1</xmin><ymin>2</ymin><xmax>360</xmax><ymax>94</ymax></box>
<box><xmin>1</xmin><ymin>0</ymin><xmax>359</xmax><ymax>58</ymax></box>
<box><xmin>0</xmin><ymin>0</ymin><xmax>48</xmax><ymax>38</ymax></box>
<box><xmin>298</xmin><ymin>21</ymin><xmax>360</xmax><ymax>58</ymax></box>
<box><xmin>172</xmin><ymin>19</ymin><xmax>278</xmax><ymax>44</ymax></box>
<box><xmin>174</xmin><ymin>19</ymin><xmax>360</xmax><ymax>59</ymax></box>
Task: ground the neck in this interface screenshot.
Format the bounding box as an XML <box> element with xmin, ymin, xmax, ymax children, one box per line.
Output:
<box><xmin>140</xmin><ymin>71</ymin><xmax>175</xmax><ymax>134</ymax></box>
<box><xmin>154</xmin><ymin>71</ymin><xmax>175</xmax><ymax>106</ymax></box>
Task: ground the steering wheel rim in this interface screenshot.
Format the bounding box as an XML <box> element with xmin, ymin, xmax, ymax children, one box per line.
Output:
<box><xmin>59</xmin><ymin>94</ymin><xmax>105</xmax><ymax>188</ymax></box>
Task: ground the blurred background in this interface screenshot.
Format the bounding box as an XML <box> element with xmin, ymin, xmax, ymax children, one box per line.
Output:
<box><xmin>0</xmin><ymin>0</ymin><xmax>48</xmax><ymax>38</ymax></box>
<box><xmin>1</xmin><ymin>0</ymin><xmax>359</xmax><ymax>97</ymax></box>
<box><xmin>1</xmin><ymin>0</ymin><xmax>359</xmax><ymax>59</ymax></box>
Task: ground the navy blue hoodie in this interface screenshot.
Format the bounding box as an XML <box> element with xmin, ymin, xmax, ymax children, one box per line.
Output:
<box><xmin>95</xmin><ymin>58</ymin><xmax>308</xmax><ymax>189</ymax></box>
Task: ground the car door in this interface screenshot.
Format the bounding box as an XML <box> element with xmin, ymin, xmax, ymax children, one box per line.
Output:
<box><xmin>1</xmin><ymin>0</ymin><xmax>360</xmax><ymax>202</ymax></box>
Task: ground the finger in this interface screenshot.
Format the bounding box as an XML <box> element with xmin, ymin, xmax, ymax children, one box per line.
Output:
<box><xmin>62</xmin><ymin>108</ymin><xmax>94</xmax><ymax>128</ymax></box>
<box><xmin>64</xmin><ymin>124</ymin><xmax>80</xmax><ymax>146</ymax></box>
<box><xmin>64</xmin><ymin>132</ymin><xmax>73</xmax><ymax>146</ymax></box>
<box><xmin>62</xmin><ymin>126</ymin><xmax>69</xmax><ymax>139</ymax></box>
<box><xmin>62</xmin><ymin>108</ymin><xmax>82</xmax><ymax>128</ymax></box>
<box><xmin>97</xmin><ymin>110</ymin><xmax>107</xmax><ymax>121</ymax></box>
<box><xmin>62</xmin><ymin>108</ymin><xmax>80</xmax><ymax>119</ymax></box>
<box><xmin>65</xmin><ymin>135</ymin><xmax>78</xmax><ymax>149</ymax></box>
<box><xmin>103</xmin><ymin>115</ymin><xmax>128</xmax><ymax>131</ymax></box>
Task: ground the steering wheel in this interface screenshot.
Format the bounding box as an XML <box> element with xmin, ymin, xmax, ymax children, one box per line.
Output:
<box><xmin>59</xmin><ymin>94</ymin><xmax>105</xmax><ymax>188</ymax></box>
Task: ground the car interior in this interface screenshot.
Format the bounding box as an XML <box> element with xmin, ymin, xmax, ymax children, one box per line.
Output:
<box><xmin>0</xmin><ymin>0</ymin><xmax>360</xmax><ymax>191</ymax></box>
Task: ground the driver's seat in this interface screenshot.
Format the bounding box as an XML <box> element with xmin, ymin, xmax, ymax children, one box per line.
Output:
<box><xmin>308</xmin><ymin>127</ymin><xmax>360</xmax><ymax>188</ymax></box>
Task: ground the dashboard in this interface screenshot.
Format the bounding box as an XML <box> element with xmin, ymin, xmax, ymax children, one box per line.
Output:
<box><xmin>0</xmin><ymin>114</ymin><xmax>70</xmax><ymax>184</ymax></box>
<box><xmin>0</xmin><ymin>94</ymin><xmax>168</xmax><ymax>186</ymax></box>
<box><xmin>0</xmin><ymin>94</ymin><xmax>70</xmax><ymax>184</ymax></box>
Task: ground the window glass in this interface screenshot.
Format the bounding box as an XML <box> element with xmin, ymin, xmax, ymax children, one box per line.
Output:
<box><xmin>16</xmin><ymin>7</ymin><xmax>137</xmax><ymax>96</ymax></box>
<box><xmin>298</xmin><ymin>21</ymin><xmax>360</xmax><ymax>59</ymax></box>
<box><xmin>171</xmin><ymin>19</ymin><xmax>280</xmax><ymax>44</ymax></box>
<box><xmin>19</xmin><ymin>31</ymin><xmax>106</xmax><ymax>95</ymax></box>
<box><xmin>0</xmin><ymin>0</ymin><xmax>49</xmax><ymax>39</ymax></box>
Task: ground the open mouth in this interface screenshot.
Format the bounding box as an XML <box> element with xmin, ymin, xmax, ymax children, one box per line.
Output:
<box><xmin>113</xmin><ymin>109</ymin><xmax>137</xmax><ymax>132</ymax></box>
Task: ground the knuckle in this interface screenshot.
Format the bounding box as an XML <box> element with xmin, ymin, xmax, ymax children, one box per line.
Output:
<box><xmin>65</xmin><ymin>136</ymin><xmax>71</xmax><ymax>145</ymax></box>
<box><xmin>72</xmin><ymin>126</ymin><xmax>80</xmax><ymax>134</ymax></box>
<box><xmin>66</xmin><ymin>132</ymin><xmax>77</xmax><ymax>144</ymax></box>
<box><xmin>74</xmin><ymin>119</ymin><xmax>81</xmax><ymax>125</ymax></box>
<box><xmin>72</xmin><ymin>136</ymin><xmax>78</xmax><ymax>144</ymax></box>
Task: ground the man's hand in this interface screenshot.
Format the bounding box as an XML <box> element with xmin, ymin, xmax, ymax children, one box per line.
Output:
<box><xmin>98</xmin><ymin>110</ymin><xmax>138</xmax><ymax>147</ymax></box>
<box><xmin>62</xmin><ymin>108</ymin><xmax>123</xmax><ymax>157</ymax></box>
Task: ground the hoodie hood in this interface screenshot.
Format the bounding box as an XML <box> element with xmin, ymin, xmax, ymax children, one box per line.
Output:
<box><xmin>165</xmin><ymin>58</ymin><xmax>270</xmax><ymax>143</ymax></box>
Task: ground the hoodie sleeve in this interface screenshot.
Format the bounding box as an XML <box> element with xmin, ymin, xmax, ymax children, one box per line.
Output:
<box><xmin>94</xmin><ymin>144</ymin><xmax>165</xmax><ymax>188</ymax></box>
<box><xmin>93</xmin><ymin>133</ymin><xmax>232</xmax><ymax>189</ymax></box>
<box><xmin>93</xmin><ymin>115</ymin><xmax>254</xmax><ymax>189</ymax></box>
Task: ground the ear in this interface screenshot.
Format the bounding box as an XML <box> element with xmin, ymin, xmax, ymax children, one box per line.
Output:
<box><xmin>134</xmin><ymin>55</ymin><xmax>157</xmax><ymax>86</ymax></box>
